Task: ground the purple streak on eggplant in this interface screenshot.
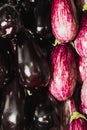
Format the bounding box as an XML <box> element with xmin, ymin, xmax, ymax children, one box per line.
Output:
<box><xmin>80</xmin><ymin>78</ymin><xmax>87</xmax><ymax>116</ymax></box>
<box><xmin>15</xmin><ymin>30</ymin><xmax>50</xmax><ymax>90</ymax></box>
<box><xmin>51</xmin><ymin>0</ymin><xmax>79</xmax><ymax>43</ymax></box>
<box><xmin>68</xmin><ymin>117</ymin><xmax>87</xmax><ymax>130</ymax></box>
<box><xmin>75</xmin><ymin>11</ymin><xmax>87</xmax><ymax>58</ymax></box>
<box><xmin>24</xmin><ymin>88</ymin><xmax>61</xmax><ymax>130</ymax></box>
<box><xmin>77</xmin><ymin>56</ymin><xmax>87</xmax><ymax>82</ymax></box>
<box><xmin>0</xmin><ymin>79</ymin><xmax>25</xmax><ymax>130</ymax></box>
<box><xmin>49</xmin><ymin>44</ymin><xmax>77</xmax><ymax>101</ymax></box>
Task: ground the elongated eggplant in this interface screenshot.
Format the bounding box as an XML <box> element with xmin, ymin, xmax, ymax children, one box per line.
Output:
<box><xmin>75</xmin><ymin>11</ymin><xmax>87</xmax><ymax>58</ymax></box>
<box><xmin>49</xmin><ymin>44</ymin><xmax>77</xmax><ymax>101</ymax></box>
<box><xmin>0</xmin><ymin>79</ymin><xmax>25</xmax><ymax>130</ymax></box>
<box><xmin>51</xmin><ymin>0</ymin><xmax>79</xmax><ymax>43</ymax></box>
<box><xmin>16</xmin><ymin>30</ymin><xmax>50</xmax><ymax>90</ymax></box>
<box><xmin>0</xmin><ymin>37</ymin><xmax>15</xmax><ymax>87</ymax></box>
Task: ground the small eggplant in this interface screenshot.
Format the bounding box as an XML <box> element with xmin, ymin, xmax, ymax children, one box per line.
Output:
<box><xmin>16</xmin><ymin>30</ymin><xmax>50</xmax><ymax>90</ymax></box>
<box><xmin>0</xmin><ymin>3</ymin><xmax>22</xmax><ymax>38</ymax></box>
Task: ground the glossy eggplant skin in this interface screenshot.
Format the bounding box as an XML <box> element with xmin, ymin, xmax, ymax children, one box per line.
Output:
<box><xmin>0</xmin><ymin>79</ymin><xmax>25</xmax><ymax>130</ymax></box>
<box><xmin>0</xmin><ymin>37</ymin><xmax>15</xmax><ymax>87</ymax></box>
<box><xmin>21</xmin><ymin>0</ymin><xmax>52</xmax><ymax>39</ymax></box>
<box><xmin>16</xmin><ymin>30</ymin><xmax>50</xmax><ymax>90</ymax></box>
<box><xmin>0</xmin><ymin>3</ymin><xmax>22</xmax><ymax>38</ymax></box>
<box><xmin>24</xmin><ymin>88</ymin><xmax>61</xmax><ymax>130</ymax></box>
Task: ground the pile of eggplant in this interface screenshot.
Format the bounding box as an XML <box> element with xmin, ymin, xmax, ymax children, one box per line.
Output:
<box><xmin>0</xmin><ymin>0</ymin><xmax>87</xmax><ymax>130</ymax></box>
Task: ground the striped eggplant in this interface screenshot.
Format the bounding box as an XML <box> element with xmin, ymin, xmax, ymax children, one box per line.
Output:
<box><xmin>49</xmin><ymin>44</ymin><xmax>77</xmax><ymax>101</ymax></box>
<box><xmin>51</xmin><ymin>0</ymin><xmax>79</xmax><ymax>43</ymax></box>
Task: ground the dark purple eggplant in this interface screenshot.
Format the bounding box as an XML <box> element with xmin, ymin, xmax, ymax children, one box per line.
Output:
<box><xmin>0</xmin><ymin>37</ymin><xmax>15</xmax><ymax>87</ymax></box>
<box><xmin>23</xmin><ymin>87</ymin><xmax>61</xmax><ymax>130</ymax></box>
<box><xmin>15</xmin><ymin>30</ymin><xmax>50</xmax><ymax>90</ymax></box>
<box><xmin>0</xmin><ymin>79</ymin><xmax>25</xmax><ymax>130</ymax></box>
<box><xmin>20</xmin><ymin>0</ymin><xmax>52</xmax><ymax>39</ymax></box>
<box><xmin>0</xmin><ymin>3</ymin><xmax>22</xmax><ymax>38</ymax></box>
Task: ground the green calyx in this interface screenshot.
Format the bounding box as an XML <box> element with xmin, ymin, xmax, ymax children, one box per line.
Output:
<box><xmin>70</xmin><ymin>112</ymin><xmax>87</xmax><ymax>123</ymax></box>
<box><xmin>52</xmin><ymin>39</ymin><xmax>61</xmax><ymax>46</ymax></box>
<box><xmin>82</xmin><ymin>3</ymin><xmax>87</xmax><ymax>11</ymax></box>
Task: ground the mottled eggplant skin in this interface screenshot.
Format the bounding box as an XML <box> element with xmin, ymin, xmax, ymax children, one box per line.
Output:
<box><xmin>77</xmin><ymin>56</ymin><xmax>87</xmax><ymax>82</ymax></box>
<box><xmin>75</xmin><ymin>11</ymin><xmax>87</xmax><ymax>58</ymax></box>
<box><xmin>80</xmin><ymin>79</ymin><xmax>87</xmax><ymax>116</ymax></box>
<box><xmin>68</xmin><ymin>118</ymin><xmax>87</xmax><ymax>130</ymax></box>
<box><xmin>0</xmin><ymin>79</ymin><xmax>25</xmax><ymax>130</ymax></box>
<box><xmin>49</xmin><ymin>44</ymin><xmax>77</xmax><ymax>101</ymax></box>
<box><xmin>51</xmin><ymin>0</ymin><xmax>79</xmax><ymax>43</ymax></box>
<box><xmin>16</xmin><ymin>30</ymin><xmax>50</xmax><ymax>90</ymax></box>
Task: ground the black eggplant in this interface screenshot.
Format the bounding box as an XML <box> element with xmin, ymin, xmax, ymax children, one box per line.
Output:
<box><xmin>23</xmin><ymin>87</ymin><xmax>61</xmax><ymax>130</ymax></box>
<box><xmin>20</xmin><ymin>0</ymin><xmax>52</xmax><ymax>39</ymax></box>
<box><xmin>0</xmin><ymin>79</ymin><xmax>25</xmax><ymax>130</ymax></box>
<box><xmin>16</xmin><ymin>30</ymin><xmax>50</xmax><ymax>90</ymax></box>
<box><xmin>0</xmin><ymin>3</ymin><xmax>22</xmax><ymax>38</ymax></box>
<box><xmin>0</xmin><ymin>37</ymin><xmax>15</xmax><ymax>87</ymax></box>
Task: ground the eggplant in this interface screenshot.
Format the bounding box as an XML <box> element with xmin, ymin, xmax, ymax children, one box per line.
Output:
<box><xmin>24</xmin><ymin>87</ymin><xmax>61</xmax><ymax>130</ymax></box>
<box><xmin>51</xmin><ymin>0</ymin><xmax>79</xmax><ymax>43</ymax></box>
<box><xmin>80</xmin><ymin>78</ymin><xmax>87</xmax><ymax>116</ymax></box>
<box><xmin>0</xmin><ymin>37</ymin><xmax>15</xmax><ymax>87</ymax></box>
<box><xmin>75</xmin><ymin>11</ymin><xmax>87</xmax><ymax>58</ymax></box>
<box><xmin>0</xmin><ymin>79</ymin><xmax>25</xmax><ymax>130</ymax></box>
<box><xmin>77</xmin><ymin>56</ymin><xmax>87</xmax><ymax>82</ymax></box>
<box><xmin>15</xmin><ymin>30</ymin><xmax>50</xmax><ymax>90</ymax></box>
<box><xmin>59</xmin><ymin>97</ymin><xmax>77</xmax><ymax>130</ymax></box>
<box><xmin>0</xmin><ymin>3</ymin><xmax>22</xmax><ymax>38</ymax></box>
<box><xmin>49</xmin><ymin>44</ymin><xmax>77</xmax><ymax>101</ymax></box>
<box><xmin>20</xmin><ymin>0</ymin><xmax>52</xmax><ymax>39</ymax></box>
<box><xmin>68</xmin><ymin>112</ymin><xmax>87</xmax><ymax>130</ymax></box>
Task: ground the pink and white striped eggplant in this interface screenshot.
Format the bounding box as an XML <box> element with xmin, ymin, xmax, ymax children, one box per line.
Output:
<box><xmin>49</xmin><ymin>44</ymin><xmax>77</xmax><ymax>101</ymax></box>
<box><xmin>80</xmin><ymin>78</ymin><xmax>87</xmax><ymax>116</ymax></box>
<box><xmin>77</xmin><ymin>56</ymin><xmax>87</xmax><ymax>82</ymax></box>
<box><xmin>69</xmin><ymin>116</ymin><xmax>87</xmax><ymax>130</ymax></box>
<box><xmin>75</xmin><ymin>11</ymin><xmax>87</xmax><ymax>58</ymax></box>
<box><xmin>51</xmin><ymin>0</ymin><xmax>79</xmax><ymax>43</ymax></box>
